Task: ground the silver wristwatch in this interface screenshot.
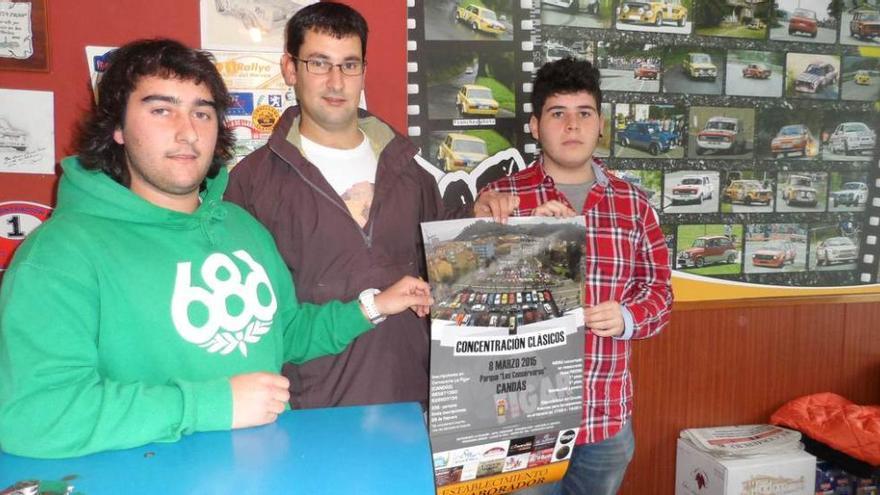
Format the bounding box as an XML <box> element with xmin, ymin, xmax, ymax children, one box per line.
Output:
<box><xmin>358</xmin><ymin>288</ymin><xmax>386</xmax><ymax>324</ymax></box>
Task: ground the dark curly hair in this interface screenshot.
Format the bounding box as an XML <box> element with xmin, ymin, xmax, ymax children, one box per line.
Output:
<box><xmin>285</xmin><ymin>2</ymin><xmax>368</xmax><ymax>59</ymax></box>
<box><xmin>77</xmin><ymin>39</ymin><xmax>233</xmax><ymax>186</ymax></box>
<box><xmin>531</xmin><ymin>58</ymin><xmax>603</xmax><ymax>119</ymax></box>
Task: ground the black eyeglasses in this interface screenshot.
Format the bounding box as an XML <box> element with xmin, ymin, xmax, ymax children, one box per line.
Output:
<box><xmin>292</xmin><ymin>56</ymin><xmax>366</xmax><ymax>76</ymax></box>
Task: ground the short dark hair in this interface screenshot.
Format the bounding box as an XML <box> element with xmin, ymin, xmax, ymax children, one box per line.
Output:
<box><xmin>531</xmin><ymin>58</ymin><xmax>602</xmax><ymax>119</ymax></box>
<box><xmin>77</xmin><ymin>39</ymin><xmax>233</xmax><ymax>185</ymax></box>
<box><xmin>285</xmin><ymin>2</ymin><xmax>368</xmax><ymax>59</ymax></box>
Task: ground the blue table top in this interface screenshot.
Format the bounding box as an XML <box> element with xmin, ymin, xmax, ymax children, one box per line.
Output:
<box><xmin>0</xmin><ymin>402</ymin><xmax>435</xmax><ymax>494</ymax></box>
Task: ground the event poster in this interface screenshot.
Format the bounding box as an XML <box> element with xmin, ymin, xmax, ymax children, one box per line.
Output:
<box><xmin>209</xmin><ymin>50</ymin><xmax>294</xmax><ymax>166</ymax></box>
<box><xmin>0</xmin><ymin>88</ymin><xmax>54</xmax><ymax>175</ymax></box>
<box><xmin>422</xmin><ymin>216</ymin><xmax>586</xmax><ymax>494</ymax></box>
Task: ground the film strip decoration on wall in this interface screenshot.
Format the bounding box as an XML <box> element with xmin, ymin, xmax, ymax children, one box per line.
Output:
<box><xmin>406</xmin><ymin>0</ymin><xmax>535</xmax><ymax>208</ymax></box>
<box><xmin>409</xmin><ymin>0</ymin><xmax>880</xmax><ymax>292</ymax></box>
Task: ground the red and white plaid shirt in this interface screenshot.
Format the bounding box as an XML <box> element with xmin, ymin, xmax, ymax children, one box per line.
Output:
<box><xmin>482</xmin><ymin>158</ymin><xmax>672</xmax><ymax>444</ymax></box>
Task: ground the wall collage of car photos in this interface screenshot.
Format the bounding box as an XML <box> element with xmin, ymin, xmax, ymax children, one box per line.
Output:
<box><xmin>407</xmin><ymin>0</ymin><xmax>880</xmax><ymax>290</ymax></box>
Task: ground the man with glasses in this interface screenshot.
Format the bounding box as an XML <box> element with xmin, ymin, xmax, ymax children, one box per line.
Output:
<box><xmin>226</xmin><ymin>2</ymin><xmax>473</xmax><ymax>410</ymax></box>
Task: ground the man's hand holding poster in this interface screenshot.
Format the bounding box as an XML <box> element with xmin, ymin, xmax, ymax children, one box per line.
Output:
<box><xmin>421</xmin><ymin>217</ymin><xmax>587</xmax><ymax>494</ymax></box>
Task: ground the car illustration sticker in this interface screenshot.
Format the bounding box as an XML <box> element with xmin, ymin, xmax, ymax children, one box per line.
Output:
<box><xmin>0</xmin><ymin>201</ymin><xmax>52</xmax><ymax>271</ymax></box>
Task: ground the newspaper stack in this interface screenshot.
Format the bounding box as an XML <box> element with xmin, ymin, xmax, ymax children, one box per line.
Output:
<box><xmin>680</xmin><ymin>424</ymin><xmax>804</xmax><ymax>459</ymax></box>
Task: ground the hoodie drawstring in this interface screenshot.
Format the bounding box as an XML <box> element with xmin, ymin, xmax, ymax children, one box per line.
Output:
<box><xmin>200</xmin><ymin>201</ymin><xmax>228</xmax><ymax>247</ymax></box>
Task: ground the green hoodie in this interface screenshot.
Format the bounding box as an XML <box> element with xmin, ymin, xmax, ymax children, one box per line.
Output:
<box><xmin>0</xmin><ymin>157</ymin><xmax>372</xmax><ymax>458</ymax></box>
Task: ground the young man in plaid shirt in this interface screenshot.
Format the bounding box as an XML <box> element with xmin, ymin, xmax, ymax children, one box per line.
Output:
<box><xmin>476</xmin><ymin>58</ymin><xmax>673</xmax><ymax>495</ymax></box>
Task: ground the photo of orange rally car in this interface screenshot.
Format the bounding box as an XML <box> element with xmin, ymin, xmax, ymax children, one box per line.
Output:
<box><xmin>751</xmin><ymin>241</ymin><xmax>796</xmax><ymax>268</ymax></box>
<box><xmin>618</xmin><ymin>1</ymin><xmax>687</xmax><ymax>27</ymax></box>
<box><xmin>742</xmin><ymin>63</ymin><xmax>771</xmax><ymax>79</ymax></box>
<box><xmin>634</xmin><ymin>62</ymin><xmax>660</xmax><ymax>79</ymax></box>
<box><xmin>770</xmin><ymin>124</ymin><xmax>818</xmax><ymax>159</ymax></box>
<box><xmin>723</xmin><ymin>180</ymin><xmax>772</xmax><ymax>205</ymax></box>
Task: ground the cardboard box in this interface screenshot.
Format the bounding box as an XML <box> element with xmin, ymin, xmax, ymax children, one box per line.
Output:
<box><xmin>676</xmin><ymin>438</ymin><xmax>816</xmax><ymax>495</ymax></box>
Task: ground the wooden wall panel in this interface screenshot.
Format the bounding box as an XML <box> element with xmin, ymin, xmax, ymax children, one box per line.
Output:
<box><xmin>620</xmin><ymin>301</ymin><xmax>880</xmax><ymax>495</ymax></box>
<box><xmin>840</xmin><ymin>303</ymin><xmax>880</xmax><ymax>404</ymax></box>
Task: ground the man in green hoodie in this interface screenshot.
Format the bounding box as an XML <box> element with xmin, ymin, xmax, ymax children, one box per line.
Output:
<box><xmin>0</xmin><ymin>39</ymin><xmax>433</xmax><ymax>459</ymax></box>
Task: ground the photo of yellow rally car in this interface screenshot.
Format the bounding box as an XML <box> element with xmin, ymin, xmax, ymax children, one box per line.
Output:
<box><xmin>855</xmin><ymin>70</ymin><xmax>872</xmax><ymax>85</ymax></box>
<box><xmin>683</xmin><ymin>52</ymin><xmax>718</xmax><ymax>80</ymax></box>
<box><xmin>456</xmin><ymin>85</ymin><xmax>500</xmax><ymax>116</ymax></box>
<box><xmin>436</xmin><ymin>133</ymin><xmax>489</xmax><ymax>172</ymax></box>
<box><xmin>618</xmin><ymin>1</ymin><xmax>687</xmax><ymax>27</ymax></box>
<box><xmin>454</xmin><ymin>4</ymin><xmax>506</xmax><ymax>34</ymax></box>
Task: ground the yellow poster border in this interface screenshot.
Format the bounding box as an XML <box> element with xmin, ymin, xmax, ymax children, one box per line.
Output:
<box><xmin>437</xmin><ymin>461</ymin><xmax>569</xmax><ymax>495</ymax></box>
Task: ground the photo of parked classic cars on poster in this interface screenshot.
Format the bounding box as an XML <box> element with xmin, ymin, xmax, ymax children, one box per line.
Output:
<box><xmin>541</xmin><ymin>0</ymin><xmax>615</xmax><ymax>29</ymax></box>
<box><xmin>675</xmin><ymin>224</ymin><xmax>743</xmax><ymax>274</ymax></box>
<box><xmin>596</xmin><ymin>42</ymin><xmax>663</xmax><ymax>93</ymax></box>
<box><xmin>424</xmin><ymin>48</ymin><xmax>516</xmax><ymax>122</ymax></box>
<box><xmin>687</xmin><ymin>106</ymin><xmax>755</xmax><ymax>159</ymax></box>
<box><xmin>661</xmin><ymin>47</ymin><xmax>725</xmax><ymax>95</ymax></box>
<box><xmin>425</xmin><ymin>1</ymin><xmax>514</xmax><ymax>41</ymax></box>
<box><xmin>693</xmin><ymin>0</ymin><xmax>769</xmax><ymax>38</ymax></box>
<box><xmin>614</xmin><ymin>103</ymin><xmax>686</xmax><ymax>158</ymax></box>
<box><xmin>725</xmin><ymin>50</ymin><xmax>784</xmax><ymax>98</ymax></box>
<box><xmin>427</xmin><ymin>129</ymin><xmax>516</xmax><ymax>173</ymax></box>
